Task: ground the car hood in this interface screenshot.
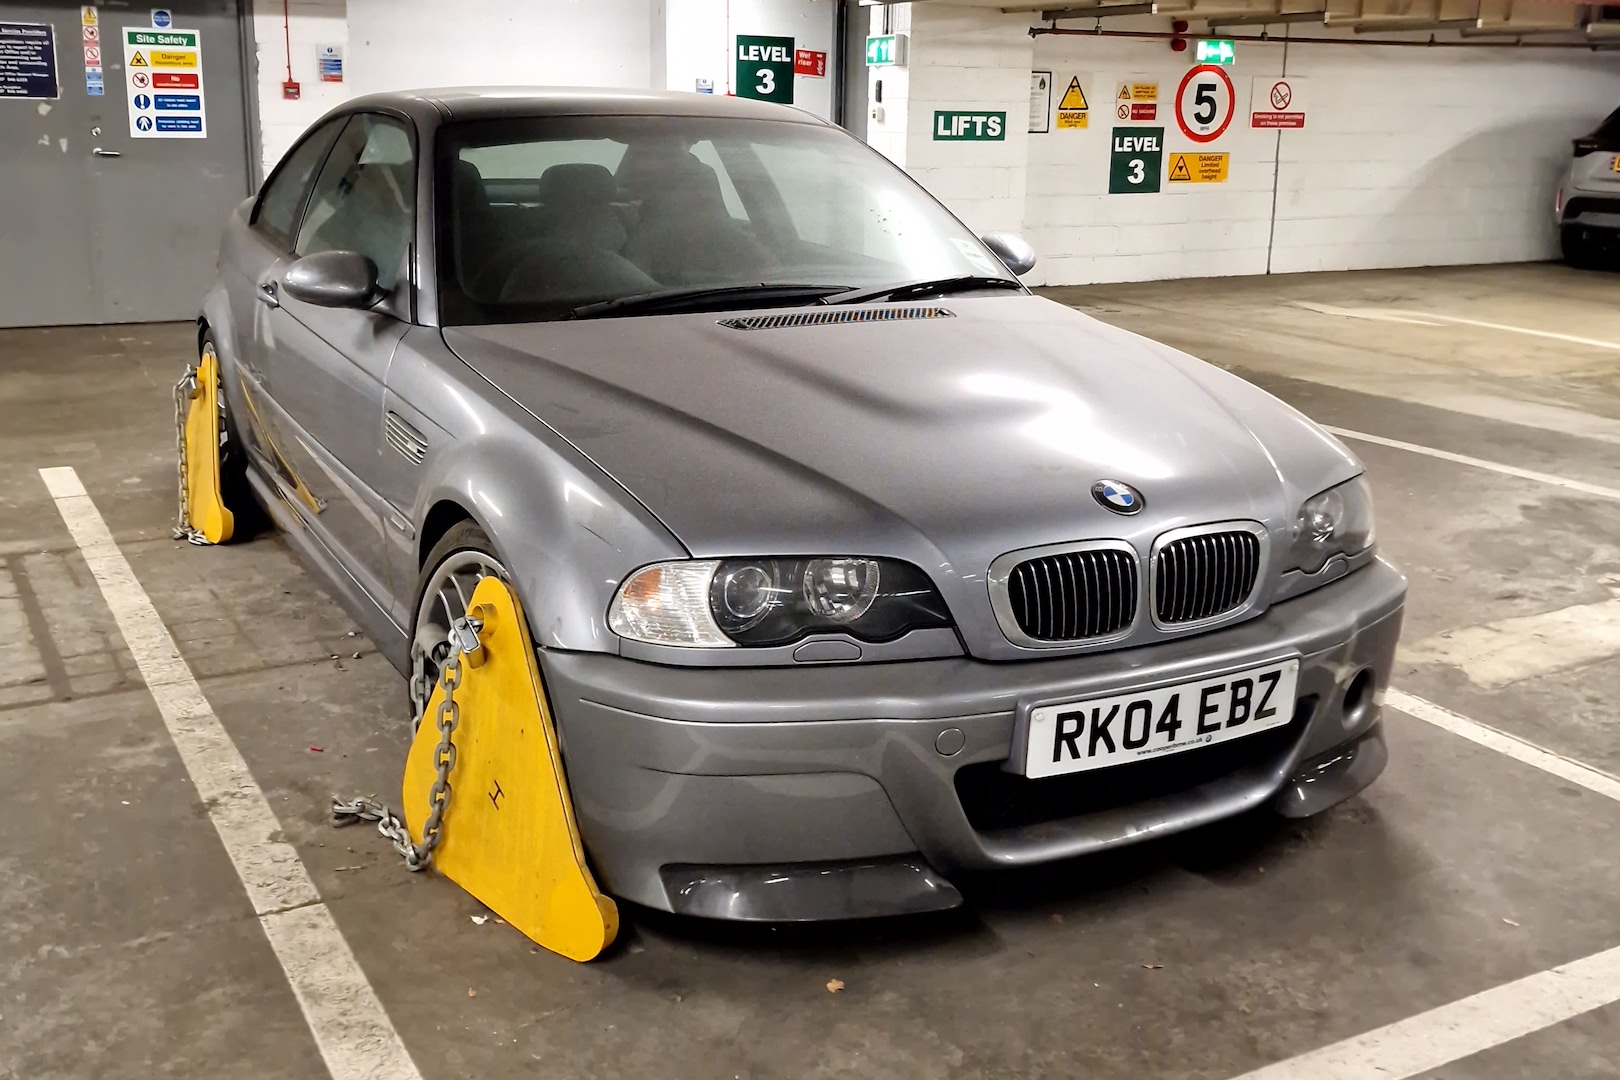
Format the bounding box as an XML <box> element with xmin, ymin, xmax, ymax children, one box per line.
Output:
<box><xmin>444</xmin><ymin>295</ymin><xmax>1359</xmax><ymax>659</ymax></box>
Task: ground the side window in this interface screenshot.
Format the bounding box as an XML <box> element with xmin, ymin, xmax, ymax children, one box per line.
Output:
<box><xmin>296</xmin><ymin>114</ymin><xmax>416</xmax><ymax>291</ymax></box>
<box><xmin>253</xmin><ymin>119</ymin><xmax>344</xmax><ymax>249</ymax></box>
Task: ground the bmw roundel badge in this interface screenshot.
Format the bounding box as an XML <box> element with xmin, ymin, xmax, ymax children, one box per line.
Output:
<box><xmin>1092</xmin><ymin>479</ymin><xmax>1144</xmax><ymax>515</ymax></box>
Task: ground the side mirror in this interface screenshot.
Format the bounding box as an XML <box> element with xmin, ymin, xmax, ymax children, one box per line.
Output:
<box><xmin>980</xmin><ymin>232</ymin><xmax>1037</xmax><ymax>277</ymax></box>
<box><xmin>282</xmin><ymin>250</ymin><xmax>382</xmax><ymax>308</ymax></box>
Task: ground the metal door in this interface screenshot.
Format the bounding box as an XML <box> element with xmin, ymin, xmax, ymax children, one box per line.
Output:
<box><xmin>0</xmin><ymin>0</ymin><xmax>250</xmax><ymax>327</ymax></box>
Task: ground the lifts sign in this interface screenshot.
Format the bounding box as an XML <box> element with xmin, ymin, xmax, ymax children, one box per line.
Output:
<box><xmin>933</xmin><ymin>110</ymin><xmax>1006</xmax><ymax>141</ymax></box>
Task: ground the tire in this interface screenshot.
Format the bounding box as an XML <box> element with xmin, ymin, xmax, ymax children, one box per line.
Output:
<box><xmin>199</xmin><ymin>332</ymin><xmax>265</xmax><ymax>537</ymax></box>
<box><xmin>410</xmin><ymin>520</ymin><xmax>509</xmax><ymax>727</ymax></box>
<box><xmin>1561</xmin><ymin>225</ymin><xmax>1600</xmax><ymax>269</ymax></box>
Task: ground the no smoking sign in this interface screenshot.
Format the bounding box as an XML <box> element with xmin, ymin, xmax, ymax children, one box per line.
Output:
<box><xmin>1251</xmin><ymin>76</ymin><xmax>1306</xmax><ymax>129</ymax></box>
<box><xmin>1175</xmin><ymin>65</ymin><xmax>1236</xmax><ymax>143</ymax></box>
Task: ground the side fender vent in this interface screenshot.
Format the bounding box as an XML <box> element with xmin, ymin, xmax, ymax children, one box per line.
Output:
<box><xmin>385</xmin><ymin>411</ymin><xmax>428</xmax><ymax>465</ymax></box>
<box><xmin>718</xmin><ymin>307</ymin><xmax>955</xmax><ymax>331</ymax></box>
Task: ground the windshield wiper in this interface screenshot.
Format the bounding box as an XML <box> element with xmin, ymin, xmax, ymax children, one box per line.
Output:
<box><xmin>570</xmin><ymin>283</ymin><xmax>848</xmax><ymax>320</ymax></box>
<box><xmin>825</xmin><ymin>275</ymin><xmax>1025</xmax><ymax>306</ymax></box>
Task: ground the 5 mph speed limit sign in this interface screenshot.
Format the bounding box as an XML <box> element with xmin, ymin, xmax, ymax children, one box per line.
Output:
<box><xmin>1175</xmin><ymin>65</ymin><xmax>1236</xmax><ymax>143</ymax></box>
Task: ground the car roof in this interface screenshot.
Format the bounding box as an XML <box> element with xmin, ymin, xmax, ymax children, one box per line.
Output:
<box><xmin>337</xmin><ymin>87</ymin><xmax>829</xmax><ymax>126</ymax></box>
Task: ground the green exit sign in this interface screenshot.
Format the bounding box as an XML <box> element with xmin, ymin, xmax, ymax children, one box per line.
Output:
<box><xmin>865</xmin><ymin>33</ymin><xmax>907</xmax><ymax>67</ymax></box>
<box><xmin>1196</xmin><ymin>39</ymin><xmax>1236</xmax><ymax>64</ymax></box>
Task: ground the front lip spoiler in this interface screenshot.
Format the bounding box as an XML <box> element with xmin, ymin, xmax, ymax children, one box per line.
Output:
<box><xmin>660</xmin><ymin>856</ymin><xmax>963</xmax><ymax>921</ymax></box>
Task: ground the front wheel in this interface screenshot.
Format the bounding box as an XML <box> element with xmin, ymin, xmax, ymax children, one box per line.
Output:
<box><xmin>410</xmin><ymin>521</ymin><xmax>509</xmax><ymax>728</ymax></box>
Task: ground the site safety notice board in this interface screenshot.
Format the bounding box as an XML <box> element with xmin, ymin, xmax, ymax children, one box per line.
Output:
<box><xmin>124</xmin><ymin>26</ymin><xmax>206</xmax><ymax>138</ymax></box>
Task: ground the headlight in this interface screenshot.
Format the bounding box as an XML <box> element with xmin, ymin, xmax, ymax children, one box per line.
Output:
<box><xmin>608</xmin><ymin>557</ymin><xmax>953</xmax><ymax>648</ymax></box>
<box><xmin>1286</xmin><ymin>476</ymin><xmax>1375</xmax><ymax>574</ymax></box>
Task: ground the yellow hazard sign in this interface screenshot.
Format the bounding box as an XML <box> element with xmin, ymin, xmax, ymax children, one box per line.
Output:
<box><xmin>1056</xmin><ymin>75</ymin><xmax>1089</xmax><ymax>129</ymax></box>
<box><xmin>1168</xmin><ymin>152</ymin><xmax>1229</xmax><ymax>183</ymax></box>
<box><xmin>1117</xmin><ymin>82</ymin><xmax>1130</xmax><ymax>101</ymax></box>
<box><xmin>1132</xmin><ymin>82</ymin><xmax>1157</xmax><ymax>101</ymax></box>
<box><xmin>129</xmin><ymin>50</ymin><xmax>147</xmax><ymax>66</ymax></box>
<box><xmin>1058</xmin><ymin>76</ymin><xmax>1088</xmax><ymax>110</ymax></box>
<box><xmin>150</xmin><ymin>49</ymin><xmax>196</xmax><ymax>67</ymax></box>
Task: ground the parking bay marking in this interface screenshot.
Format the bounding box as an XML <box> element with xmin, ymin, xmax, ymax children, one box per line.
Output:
<box><xmin>1294</xmin><ymin>300</ymin><xmax>1620</xmax><ymax>353</ymax></box>
<box><xmin>38</xmin><ymin>466</ymin><xmax>423</xmax><ymax>1080</ymax></box>
<box><xmin>1226</xmin><ymin>941</ymin><xmax>1620</xmax><ymax>1080</ymax></box>
<box><xmin>1229</xmin><ymin>691</ymin><xmax>1620</xmax><ymax>1080</ymax></box>
<box><xmin>1386</xmin><ymin>688</ymin><xmax>1620</xmax><ymax>803</ymax></box>
<box><xmin>1322</xmin><ymin>427</ymin><xmax>1620</xmax><ymax>502</ymax></box>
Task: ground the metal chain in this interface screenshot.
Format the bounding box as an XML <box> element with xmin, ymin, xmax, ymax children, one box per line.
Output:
<box><xmin>332</xmin><ymin>616</ymin><xmax>481</xmax><ymax>871</ymax></box>
<box><xmin>171</xmin><ymin>367</ymin><xmax>207</xmax><ymax>545</ymax></box>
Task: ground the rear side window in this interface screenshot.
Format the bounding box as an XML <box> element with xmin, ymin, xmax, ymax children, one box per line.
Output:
<box><xmin>296</xmin><ymin>113</ymin><xmax>417</xmax><ymax>290</ymax></box>
<box><xmin>253</xmin><ymin>119</ymin><xmax>344</xmax><ymax>249</ymax></box>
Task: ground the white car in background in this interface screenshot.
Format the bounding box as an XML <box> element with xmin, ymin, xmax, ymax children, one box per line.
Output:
<box><xmin>1559</xmin><ymin>105</ymin><xmax>1620</xmax><ymax>267</ymax></box>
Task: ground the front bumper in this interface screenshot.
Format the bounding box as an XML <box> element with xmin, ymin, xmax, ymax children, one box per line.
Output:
<box><xmin>543</xmin><ymin>558</ymin><xmax>1406</xmax><ymax>919</ymax></box>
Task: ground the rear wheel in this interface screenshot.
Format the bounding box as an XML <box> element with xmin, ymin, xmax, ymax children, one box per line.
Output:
<box><xmin>1561</xmin><ymin>224</ymin><xmax>1604</xmax><ymax>269</ymax></box>
<box><xmin>410</xmin><ymin>521</ymin><xmax>509</xmax><ymax>728</ymax></box>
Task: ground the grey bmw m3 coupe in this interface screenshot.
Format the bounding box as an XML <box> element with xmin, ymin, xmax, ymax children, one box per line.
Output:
<box><xmin>200</xmin><ymin>87</ymin><xmax>1405</xmax><ymax>921</ymax></box>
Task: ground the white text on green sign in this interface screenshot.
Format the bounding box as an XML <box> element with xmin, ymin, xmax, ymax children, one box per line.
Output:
<box><xmin>126</xmin><ymin>29</ymin><xmax>196</xmax><ymax>47</ymax></box>
<box><xmin>865</xmin><ymin>34</ymin><xmax>905</xmax><ymax>67</ymax></box>
<box><xmin>737</xmin><ymin>41</ymin><xmax>792</xmax><ymax>63</ymax></box>
<box><xmin>934</xmin><ymin>111</ymin><xmax>1005</xmax><ymax>141</ymax></box>
<box><xmin>1196</xmin><ymin>39</ymin><xmax>1235</xmax><ymax>64</ymax></box>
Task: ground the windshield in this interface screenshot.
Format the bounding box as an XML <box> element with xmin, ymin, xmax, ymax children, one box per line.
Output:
<box><xmin>435</xmin><ymin>115</ymin><xmax>1014</xmax><ymax>324</ymax></box>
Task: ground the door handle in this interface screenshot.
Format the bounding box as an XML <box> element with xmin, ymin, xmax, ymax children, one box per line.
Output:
<box><xmin>92</xmin><ymin>147</ymin><xmax>121</xmax><ymax>157</ymax></box>
<box><xmin>257</xmin><ymin>281</ymin><xmax>280</xmax><ymax>308</ymax></box>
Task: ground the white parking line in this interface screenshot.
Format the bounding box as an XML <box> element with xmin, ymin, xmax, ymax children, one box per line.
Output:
<box><xmin>39</xmin><ymin>467</ymin><xmax>422</xmax><ymax>1080</ymax></box>
<box><xmin>1324</xmin><ymin>427</ymin><xmax>1620</xmax><ymax>502</ymax></box>
<box><xmin>1295</xmin><ymin>301</ymin><xmax>1620</xmax><ymax>352</ymax></box>
<box><xmin>1227</xmin><ymin>942</ymin><xmax>1620</xmax><ymax>1080</ymax></box>
<box><xmin>1227</xmin><ymin>690</ymin><xmax>1620</xmax><ymax>1079</ymax></box>
<box><xmin>1387</xmin><ymin>688</ymin><xmax>1620</xmax><ymax>803</ymax></box>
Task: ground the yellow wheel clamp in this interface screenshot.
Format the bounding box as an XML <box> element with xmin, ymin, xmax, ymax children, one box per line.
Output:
<box><xmin>401</xmin><ymin>576</ymin><xmax>619</xmax><ymax>961</ymax></box>
<box><xmin>174</xmin><ymin>344</ymin><xmax>234</xmax><ymax>545</ymax></box>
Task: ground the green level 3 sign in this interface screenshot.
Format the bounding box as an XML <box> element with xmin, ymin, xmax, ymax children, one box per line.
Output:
<box><xmin>1109</xmin><ymin>126</ymin><xmax>1162</xmax><ymax>193</ymax></box>
<box><xmin>933</xmin><ymin>110</ymin><xmax>1006</xmax><ymax>141</ymax></box>
<box><xmin>735</xmin><ymin>34</ymin><xmax>794</xmax><ymax>104</ymax></box>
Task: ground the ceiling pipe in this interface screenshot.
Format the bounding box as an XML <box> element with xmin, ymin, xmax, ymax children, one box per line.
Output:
<box><xmin>1204</xmin><ymin>9</ymin><xmax>1328</xmax><ymax>27</ymax></box>
<box><xmin>1029</xmin><ymin>23</ymin><xmax>1617</xmax><ymax>47</ymax></box>
<box><xmin>1041</xmin><ymin>3</ymin><xmax>1159</xmax><ymax>18</ymax></box>
<box><xmin>1349</xmin><ymin>16</ymin><xmax>1483</xmax><ymax>32</ymax></box>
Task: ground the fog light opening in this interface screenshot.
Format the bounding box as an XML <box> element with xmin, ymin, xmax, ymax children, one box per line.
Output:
<box><xmin>1342</xmin><ymin>668</ymin><xmax>1375</xmax><ymax>729</ymax></box>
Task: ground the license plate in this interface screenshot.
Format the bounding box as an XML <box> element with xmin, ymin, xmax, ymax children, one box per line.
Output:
<box><xmin>1611</xmin><ymin>155</ymin><xmax>1620</xmax><ymax>173</ymax></box>
<box><xmin>1024</xmin><ymin>659</ymin><xmax>1300</xmax><ymax>779</ymax></box>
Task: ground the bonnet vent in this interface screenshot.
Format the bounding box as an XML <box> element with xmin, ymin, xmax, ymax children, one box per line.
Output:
<box><xmin>717</xmin><ymin>307</ymin><xmax>955</xmax><ymax>331</ymax></box>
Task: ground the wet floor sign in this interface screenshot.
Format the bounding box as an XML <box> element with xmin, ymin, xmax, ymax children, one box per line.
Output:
<box><xmin>402</xmin><ymin>576</ymin><xmax>618</xmax><ymax>962</ymax></box>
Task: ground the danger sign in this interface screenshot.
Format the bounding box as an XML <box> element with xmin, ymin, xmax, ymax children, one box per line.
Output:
<box><xmin>1057</xmin><ymin>75</ymin><xmax>1089</xmax><ymax>129</ymax></box>
<box><xmin>1167</xmin><ymin>152</ymin><xmax>1229</xmax><ymax>183</ymax></box>
<box><xmin>1175</xmin><ymin>64</ymin><xmax>1236</xmax><ymax>143</ymax></box>
<box><xmin>1251</xmin><ymin>76</ymin><xmax>1306</xmax><ymax>129</ymax></box>
<box><xmin>1115</xmin><ymin>79</ymin><xmax>1158</xmax><ymax>121</ymax></box>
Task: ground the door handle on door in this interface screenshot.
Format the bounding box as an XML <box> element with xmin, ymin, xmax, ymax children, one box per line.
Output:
<box><xmin>92</xmin><ymin>148</ymin><xmax>121</xmax><ymax>157</ymax></box>
<box><xmin>257</xmin><ymin>281</ymin><xmax>280</xmax><ymax>308</ymax></box>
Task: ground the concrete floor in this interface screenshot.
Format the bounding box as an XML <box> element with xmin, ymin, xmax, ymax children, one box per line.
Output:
<box><xmin>2</xmin><ymin>262</ymin><xmax>1618</xmax><ymax>1079</ymax></box>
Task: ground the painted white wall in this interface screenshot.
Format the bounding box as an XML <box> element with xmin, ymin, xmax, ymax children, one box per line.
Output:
<box><xmin>665</xmin><ymin>0</ymin><xmax>838</xmax><ymax>120</ymax></box>
<box><xmin>252</xmin><ymin>0</ymin><xmax>351</xmax><ymax>177</ymax></box>
<box><xmin>252</xmin><ymin>0</ymin><xmax>838</xmax><ymax>176</ymax></box>
<box><xmin>870</xmin><ymin>3</ymin><xmax>1620</xmax><ymax>285</ymax></box>
<box><xmin>345</xmin><ymin>0</ymin><xmax>659</xmax><ymax>96</ymax></box>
